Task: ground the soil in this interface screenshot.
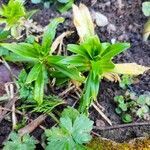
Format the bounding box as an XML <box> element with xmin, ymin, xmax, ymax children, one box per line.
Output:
<box><xmin>0</xmin><ymin>0</ymin><xmax>150</xmax><ymax>148</ymax></box>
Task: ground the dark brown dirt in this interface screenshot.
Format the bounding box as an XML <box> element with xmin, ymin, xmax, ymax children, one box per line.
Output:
<box><xmin>0</xmin><ymin>0</ymin><xmax>149</xmax><ymax>147</ymax></box>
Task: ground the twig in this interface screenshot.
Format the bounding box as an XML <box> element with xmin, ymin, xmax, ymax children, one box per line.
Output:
<box><xmin>93</xmin><ymin>122</ymin><xmax>150</xmax><ymax>131</ymax></box>
<box><xmin>0</xmin><ymin>107</ymin><xmax>22</xmax><ymax>115</ymax></box>
<box><xmin>92</xmin><ymin>103</ymin><xmax>112</xmax><ymax>126</ymax></box>
<box><xmin>18</xmin><ymin>114</ymin><xmax>47</xmax><ymax>136</ymax></box>
<box><xmin>74</xmin><ymin>90</ymin><xmax>81</xmax><ymax>98</ymax></box>
<box><xmin>95</xmin><ymin>101</ymin><xmax>105</xmax><ymax>111</ymax></box>
<box><xmin>91</xmin><ymin>131</ymin><xmax>101</xmax><ymax>137</ymax></box>
<box><xmin>12</xmin><ymin>104</ymin><xmax>17</xmax><ymax>129</ymax></box>
<box><xmin>0</xmin><ymin>96</ymin><xmax>18</xmax><ymax>122</ymax></box>
<box><xmin>59</xmin><ymin>85</ymin><xmax>75</xmax><ymax>97</ymax></box>
<box><xmin>9</xmin><ymin>84</ymin><xmax>17</xmax><ymax>130</ymax></box>
<box><xmin>48</xmin><ymin>112</ymin><xmax>59</xmax><ymax>124</ymax></box>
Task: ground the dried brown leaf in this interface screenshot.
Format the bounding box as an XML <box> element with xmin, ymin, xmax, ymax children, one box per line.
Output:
<box><xmin>72</xmin><ymin>4</ymin><xmax>95</xmax><ymax>42</ymax></box>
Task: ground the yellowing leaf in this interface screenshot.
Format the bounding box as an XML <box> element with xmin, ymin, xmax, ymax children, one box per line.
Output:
<box><xmin>143</xmin><ymin>19</ymin><xmax>150</xmax><ymax>41</ymax></box>
<box><xmin>51</xmin><ymin>31</ymin><xmax>73</xmax><ymax>54</ymax></box>
<box><xmin>112</xmin><ymin>63</ymin><xmax>150</xmax><ymax>75</ymax></box>
<box><xmin>72</xmin><ymin>4</ymin><xmax>95</xmax><ymax>42</ymax></box>
<box><xmin>103</xmin><ymin>73</ymin><xmax>121</xmax><ymax>82</ymax></box>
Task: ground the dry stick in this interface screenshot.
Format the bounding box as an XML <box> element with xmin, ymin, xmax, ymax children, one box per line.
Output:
<box><xmin>93</xmin><ymin>122</ymin><xmax>150</xmax><ymax>131</ymax></box>
<box><xmin>92</xmin><ymin>103</ymin><xmax>112</xmax><ymax>126</ymax></box>
<box><xmin>59</xmin><ymin>85</ymin><xmax>75</xmax><ymax>97</ymax></box>
<box><xmin>75</xmin><ymin>88</ymin><xmax>112</xmax><ymax>126</ymax></box>
<box><xmin>18</xmin><ymin>114</ymin><xmax>47</xmax><ymax>136</ymax></box>
<box><xmin>10</xmin><ymin>84</ymin><xmax>17</xmax><ymax>130</ymax></box>
<box><xmin>0</xmin><ymin>107</ymin><xmax>23</xmax><ymax>115</ymax></box>
<box><xmin>0</xmin><ymin>96</ymin><xmax>18</xmax><ymax>122</ymax></box>
<box><xmin>95</xmin><ymin>101</ymin><xmax>105</xmax><ymax>111</ymax></box>
<box><xmin>0</xmin><ymin>106</ymin><xmax>47</xmax><ymax>131</ymax></box>
<box><xmin>12</xmin><ymin>104</ymin><xmax>17</xmax><ymax>129</ymax></box>
<box><xmin>91</xmin><ymin>131</ymin><xmax>101</xmax><ymax>137</ymax></box>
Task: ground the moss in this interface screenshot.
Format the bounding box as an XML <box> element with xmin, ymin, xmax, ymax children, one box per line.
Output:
<box><xmin>87</xmin><ymin>137</ymin><xmax>150</xmax><ymax>150</ymax></box>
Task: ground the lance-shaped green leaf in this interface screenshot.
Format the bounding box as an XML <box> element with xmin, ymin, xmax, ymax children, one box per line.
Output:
<box><xmin>1</xmin><ymin>43</ymin><xmax>39</xmax><ymax>59</ymax></box>
<box><xmin>42</xmin><ymin>17</ymin><xmax>64</xmax><ymax>54</ymax></box>
<box><xmin>5</xmin><ymin>53</ymin><xmax>37</xmax><ymax>62</ymax></box>
<box><xmin>0</xmin><ymin>29</ymin><xmax>10</xmax><ymax>41</ymax></box>
<box><xmin>59</xmin><ymin>55</ymin><xmax>90</xmax><ymax>68</ymax></box>
<box><xmin>101</xmin><ymin>43</ymin><xmax>130</xmax><ymax>60</ymax></box>
<box><xmin>53</xmin><ymin>64</ymin><xmax>85</xmax><ymax>82</ymax></box>
<box><xmin>58</xmin><ymin>0</ymin><xmax>74</xmax><ymax>13</ymax></box>
<box><xmin>26</xmin><ymin>63</ymin><xmax>43</xmax><ymax>84</ymax></box>
<box><xmin>79</xmin><ymin>71</ymin><xmax>100</xmax><ymax>113</ymax></box>
<box><xmin>34</xmin><ymin>65</ymin><xmax>45</xmax><ymax>105</ymax></box>
<box><xmin>81</xmin><ymin>35</ymin><xmax>101</xmax><ymax>59</ymax></box>
<box><xmin>67</xmin><ymin>44</ymin><xmax>90</xmax><ymax>59</ymax></box>
<box><xmin>47</xmin><ymin>55</ymin><xmax>85</xmax><ymax>82</ymax></box>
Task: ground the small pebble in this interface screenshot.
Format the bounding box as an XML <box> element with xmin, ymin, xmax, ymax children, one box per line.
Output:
<box><xmin>96</xmin><ymin>119</ymin><xmax>106</xmax><ymax>127</ymax></box>
<box><xmin>107</xmin><ymin>23</ymin><xmax>116</xmax><ymax>33</ymax></box>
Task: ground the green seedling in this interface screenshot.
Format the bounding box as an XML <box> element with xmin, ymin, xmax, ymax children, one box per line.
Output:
<box><xmin>0</xmin><ymin>0</ymin><xmax>37</xmax><ymax>38</ymax></box>
<box><xmin>114</xmin><ymin>96</ymin><xmax>128</xmax><ymax>111</ymax></box>
<box><xmin>45</xmin><ymin>107</ymin><xmax>93</xmax><ymax>150</ymax></box>
<box><xmin>142</xmin><ymin>1</ymin><xmax>150</xmax><ymax>41</ymax></box>
<box><xmin>17</xmin><ymin>69</ymin><xmax>34</xmax><ymax>101</ymax></box>
<box><xmin>1</xmin><ymin>17</ymin><xmax>84</xmax><ymax>105</ymax></box>
<box><xmin>121</xmin><ymin>114</ymin><xmax>132</xmax><ymax>123</ymax></box>
<box><xmin>59</xmin><ymin>4</ymin><xmax>149</xmax><ymax>114</ymax></box>
<box><xmin>61</xmin><ymin>34</ymin><xmax>130</xmax><ymax>113</ymax></box>
<box><xmin>0</xmin><ymin>29</ymin><xmax>10</xmax><ymax>56</ymax></box>
<box><xmin>31</xmin><ymin>0</ymin><xmax>74</xmax><ymax>12</ymax></box>
<box><xmin>136</xmin><ymin>92</ymin><xmax>150</xmax><ymax>118</ymax></box>
<box><xmin>119</xmin><ymin>75</ymin><xmax>133</xmax><ymax>89</ymax></box>
<box><xmin>3</xmin><ymin>132</ymin><xmax>36</xmax><ymax>150</ymax></box>
<box><xmin>114</xmin><ymin>92</ymin><xmax>150</xmax><ymax>123</ymax></box>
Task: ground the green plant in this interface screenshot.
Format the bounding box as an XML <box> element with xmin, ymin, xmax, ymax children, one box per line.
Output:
<box><xmin>17</xmin><ymin>69</ymin><xmax>34</xmax><ymax>101</ymax></box>
<box><xmin>114</xmin><ymin>92</ymin><xmax>150</xmax><ymax>123</ymax></box>
<box><xmin>17</xmin><ymin>69</ymin><xmax>64</xmax><ymax>115</ymax></box>
<box><xmin>45</xmin><ymin>107</ymin><xmax>93</xmax><ymax>150</ymax></box>
<box><xmin>0</xmin><ymin>0</ymin><xmax>36</xmax><ymax>38</ymax></box>
<box><xmin>1</xmin><ymin>17</ymin><xmax>84</xmax><ymax>105</ymax></box>
<box><xmin>0</xmin><ymin>29</ymin><xmax>10</xmax><ymax>56</ymax></box>
<box><xmin>119</xmin><ymin>75</ymin><xmax>133</xmax><ymax>89</ymax></box>
<box><xmin>114</xmin><ymin>95</ymin><xmax>133</xmax><ymax>123</ymax></box>
<box><xmin>142</xmin><ymin>1</ymin><xmax>150</xmax><ymax>41</ymax></box>
<box><xmin>3</xmin><ymin>132</ymin><xmax>36</xmax><ymax>150</ymax></box>
<box><xmin>60</xmin><ymin>4</ymin><xmax>149</xmax><ymax>113</ymax></box>
<box><xmin>136</xmin><ymin>93</ymin><xmax>150</xmax><ymax>118</ymax></box>
<box><xmin>31</xmin><ymin>0</ymin><xmax>74</xmax><ymax>12</ymax></box>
